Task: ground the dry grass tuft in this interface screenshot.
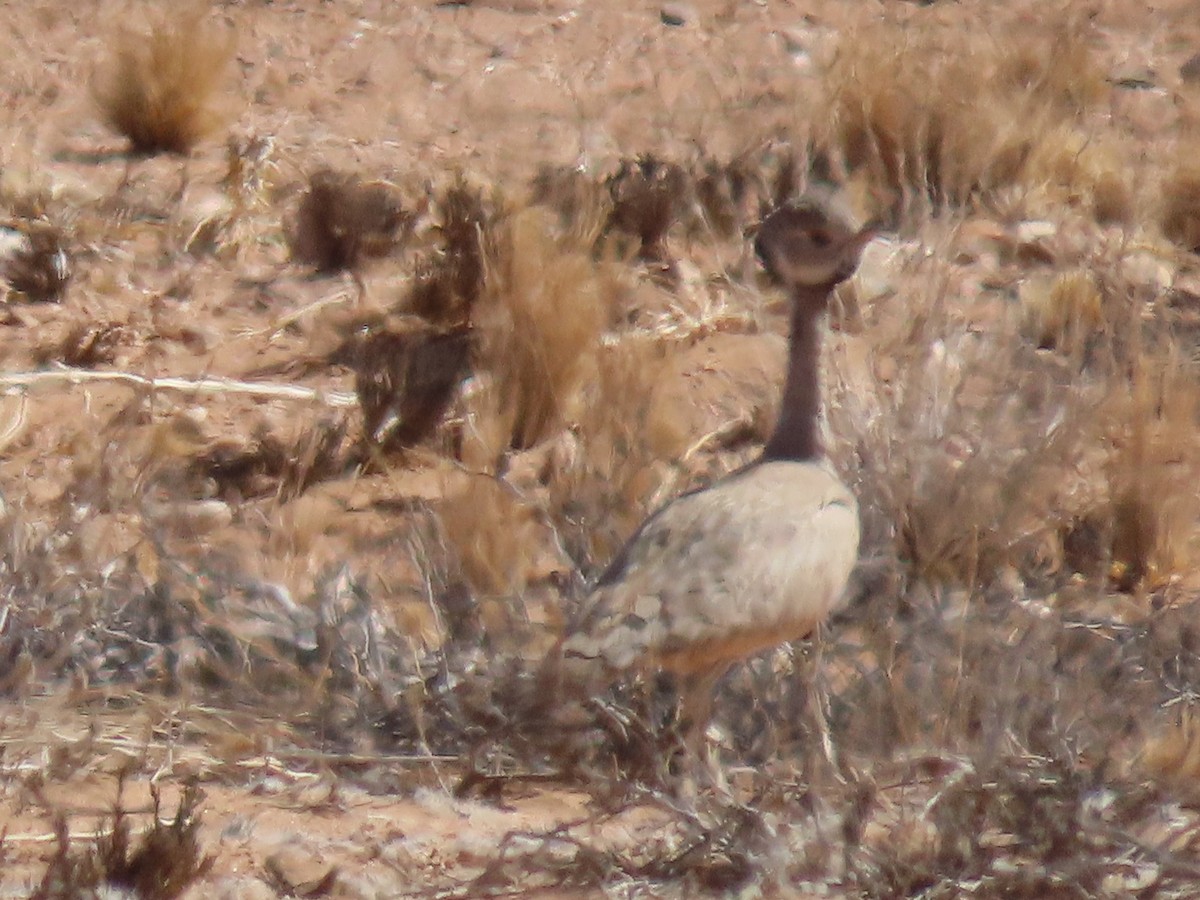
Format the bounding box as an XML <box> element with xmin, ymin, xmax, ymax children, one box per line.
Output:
<box><xmin>1101</xmin><ymin>356</ymin><xmax>1200</xmax><ymax>590</ymax></box>
<box><xmin>92</xmin><ymin>6</ymin><xmax>235</xmax><ymax>155</ymax></box>
<box><xmin>469</xmin><ymin>205</ymin><xmax>612</xmax><ymax>454</ymax></box>
<box><xmin>1159</xmin><ymin>152</ymin><xmax>1200</xmax><ymax>252</ymax></box>
<box><xmin>289</xmin><ymin>169</ymin><xmax>411</xmax><ymax>273</ymax></box>
<box><xmin>528</xmin><ymin>164</ymin><xmax>612</xmax><ymax>250</ymax></box>
<box><xmin>437</xmin><ymin>475</ymin><xmax>546</xmax><ymax>600</ymax></box>
<box><xmin>1019</xmin><ymin>269</ymin><xmax>1104</xmax><ymax>354</ymax></box>
<box><xmin>819</xmin><ymin>14</ymin><xmax>1107</xmax><ymax>216</ymax></box>
<box><xmin>545</xmin><ymin>335</ymin><xmax>681</xmax><ymax>575</ymax></box>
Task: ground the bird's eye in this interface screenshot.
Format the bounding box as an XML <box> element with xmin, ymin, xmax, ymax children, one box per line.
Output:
<box><xmin>808</xmin><ymin>229</ymin><xmax>832</xmax><ymax>248</ymax></box>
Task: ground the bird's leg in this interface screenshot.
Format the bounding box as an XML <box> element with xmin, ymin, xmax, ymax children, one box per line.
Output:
<box><xmin>677</xmin><ymin>664</ymin><xmax>733</xmax><ymax>799</ymax></box>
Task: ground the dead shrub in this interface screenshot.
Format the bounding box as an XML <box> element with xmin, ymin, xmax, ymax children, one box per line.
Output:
<box><xmin>469</xmin><ymin>205</ymin><xmax>611</xmax><ymax>454</ymax></box>
<box><xmin>31</xmin><ymin>777</ymin><xmax>212</xmax><ymax>900</ymax></box>
<box><xmin>1</xmin><ymin>221</ymin><xmax>71</xmax><ymax>302</ymax></box>
<box><xmin>604</xmin><ymin>155</ymin><xmax>690</xmax><ymax>269</ymax></box>
<box><xmin>691</xmin><ymin>153</ymin><xmax>764</xmax><ymax>239</ymax></box>
<box><xmin>833</xmin><ymin>221</ymin><xmax>1199</xmax><ymax>594</ymax></box>
<box><xmin>194</xmin><ymin>414</ymin><xmax>349</xmax><ymax>502</ymax></box>
<box><xmin>408</xmin><ymin>177</ymin><xmax>496</xmax><ymax>327</ymax></box>
<box><xmin>289</xmin><ymin>169</ymin><xmax>411</xmax><ymax>272</ymax></box>
<box><xmin>1100</xmin><ymin>355</ymin><xmax>1200</xmax><ymax>590</ymax></box>
<box><xmin>36</xmin><ymin>322</ymin><xmax>127</xmax><ymax>369</ymax></box>
<box><xmin>351</xmin><ymin>320</ymin><xmax>472</xmax><ymax>453</ymax></box>
<box><xmin>92</xmin><ymin>6</ymin><xmax>235</xmax><ymax>155</ymax></box>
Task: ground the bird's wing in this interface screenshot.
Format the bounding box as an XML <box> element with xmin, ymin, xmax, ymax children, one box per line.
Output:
<box><xmin>562</xmin><ymin>462</ymin><xmax>859</xmax><ymax>678</ymax></box>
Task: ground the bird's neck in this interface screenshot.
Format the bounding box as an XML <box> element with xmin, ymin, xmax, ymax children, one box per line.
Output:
<box><xmin>762</xmin><ymin>287</ymin><xmax>827</xmax><ymax>462</ymax></box>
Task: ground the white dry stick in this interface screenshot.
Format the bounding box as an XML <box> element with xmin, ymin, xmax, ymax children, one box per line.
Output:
<box><xmin>0</xmin><ymin>366</ymin><xmax>357</xmax><ymax>408</ymax></box>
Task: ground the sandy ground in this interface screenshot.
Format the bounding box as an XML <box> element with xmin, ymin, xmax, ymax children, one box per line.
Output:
<box><xmin>4</xmin><ymin>0</ymin><xmax>1200</xmax><ymax>896</ymax></box>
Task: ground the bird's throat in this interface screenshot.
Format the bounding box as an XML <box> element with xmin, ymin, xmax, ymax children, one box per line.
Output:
<box><xmin>762</xmin><ymin>290</ymin><xmax>825</xmax><ymax>462</ymax></box>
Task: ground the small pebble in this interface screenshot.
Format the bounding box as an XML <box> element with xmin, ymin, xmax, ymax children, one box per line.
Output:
<box><xmin>660</xmin><ymin>3</ymin><xmax>696</xmax><ymax>26</ymax></box>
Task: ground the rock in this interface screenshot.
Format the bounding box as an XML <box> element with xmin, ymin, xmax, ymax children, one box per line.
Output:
<box><xmin>194</xmin><ymin>877</ymin><xmax>278</xmax><ymax>900</ymax></box>
<box><xmin>778</xmin><ymin>27</ymin><xmax>810</xmax><ymax>57</ymax></box>
<box><xmin>264</xmin><ymin>846</ymin><xmax>339</xmax><ymax>896</ymax></box>
<box><xmin>1122</xmin><ymin>249</ymin><xmax>1174</xmax><ymax>293</ymax></box>
<box><xmin>1009</xmin><ymin>220</ymin><xmax>1059</xmax><ymax>265</ymax></box>
<box><xmin>1183</xmin><ymin>52</ymin><xmax>1200</xmax><ymax>84</ymax></box>
<box><xmin>1015</xmin><ymin>220</ymin><xmax>1057</xmax><ymax>243</ymax></box>
<box><xmin>1110</xmin><ymin>63</ymin><xmax>1156</xmax><ymax>91</ymax></box>
<box><xmin>0</xmin><ymin>227</ymin><xmax>31</xmax><ymax>264</ymax></box>
<box><xmin>852</xmin><ymin>236</ymin><xmax>903</xmax><ymax>303</ymax></box>
<box><xmin>145</xmin><ymin>498</ymin><xmax>234</xmax><ymax>534</ymax></box>
<box><xmin>660</xmin><ymin>2</ymin><xmax>696</xmax><ymax>26</ymax></box>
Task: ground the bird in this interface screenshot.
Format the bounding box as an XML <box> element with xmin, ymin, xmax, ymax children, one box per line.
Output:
<box><xmin>550</xmin><ymin>195</ymin><xmax>874</xmax><ymax>785</ymax></box>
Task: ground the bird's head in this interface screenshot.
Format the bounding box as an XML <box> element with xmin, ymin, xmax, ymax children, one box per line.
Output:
<box><xmin>754</xmin><ymin>199</ymin><xmax>876</xmax><ymax>298</ymax></box>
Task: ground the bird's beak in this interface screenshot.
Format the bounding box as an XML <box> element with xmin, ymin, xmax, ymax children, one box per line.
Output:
<box><xmin>833</xmin><ymin>226</ymin><xmax>880</xmax><ymax>282</ymax></box>
<box><xmin>849</xmin><ymin>225</ymin><xmax>880</xmax><ymax>257</ymax></box>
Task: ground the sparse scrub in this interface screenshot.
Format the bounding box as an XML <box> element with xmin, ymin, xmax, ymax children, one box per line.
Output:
<box><xmin>6</xmin><ymin>0</ymin><xmax>1200</xmax><ymax>893</ymax></box>
<box><xmin>92</xmin><ymin>6</ymin><xmax>235</xmax><ymax>155</ymax></box>
<box><xmin>818</xmin><ymin>14</ymin><xmax>1109</xmax><ymax>217</ymax></box>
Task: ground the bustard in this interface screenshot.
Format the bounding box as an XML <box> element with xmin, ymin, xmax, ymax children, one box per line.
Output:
<box><xmin>553</xmin><ymin>195</ymin><xmax>871</xmax><ymax>783</ymax></box>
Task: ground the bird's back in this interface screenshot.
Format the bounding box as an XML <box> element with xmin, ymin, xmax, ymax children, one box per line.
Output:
<box><xmin>562</xmin><ymin>459</ymin><xmax>859</xmax><ymax>681</ymax></box>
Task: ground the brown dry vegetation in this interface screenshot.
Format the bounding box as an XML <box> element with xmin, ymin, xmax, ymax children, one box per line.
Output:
<box><xmin>92</xmin><ymin>6</ymin><xmax>235</xmax><ymax>155</ymax></box>
<box><xmin>4</xmin><ymin>0</ymin><xmax>1200</xmax><ymax>896</ymax></box>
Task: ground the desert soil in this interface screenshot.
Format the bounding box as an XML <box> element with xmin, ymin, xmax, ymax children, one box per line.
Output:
<box><xmin>4</xmin><ymin>0</ymin><xmax>1200</xmax><ymax>897</ymax></box>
